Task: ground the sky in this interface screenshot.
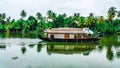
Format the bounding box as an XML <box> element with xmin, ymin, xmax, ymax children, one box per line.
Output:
<box><xmin>0</xmin><ymin>0</ymin><xmax>120</xmax><ymax>19</ymax></box>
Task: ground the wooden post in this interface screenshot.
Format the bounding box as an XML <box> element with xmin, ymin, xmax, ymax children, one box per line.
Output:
<box><xmin>46</xmin><ymin>33</ymin><xmax>48</xmax><ymax>38</ymax></box>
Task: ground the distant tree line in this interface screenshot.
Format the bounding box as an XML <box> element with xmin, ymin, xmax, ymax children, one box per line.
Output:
<box><xmin>0</xmin><ymin>7</ymin><xmax>120</xmax><ymax>35</ymax></box>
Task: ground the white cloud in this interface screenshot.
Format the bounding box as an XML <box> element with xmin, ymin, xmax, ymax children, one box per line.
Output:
<box><xmin>0</xmin><ymin>0</ymin><xmax>120</xmax><ymax>19</ymax></box>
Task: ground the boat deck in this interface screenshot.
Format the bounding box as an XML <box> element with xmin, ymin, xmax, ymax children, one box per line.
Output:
<box><xmin>38</xmin><ymin>34</ymin><xmax>101</xmax><ymax>42</ymax></box>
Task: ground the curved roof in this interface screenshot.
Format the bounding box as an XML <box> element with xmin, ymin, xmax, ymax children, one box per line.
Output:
<box><xmin>44</xmin><ymin>28</ymin><xmax>93</xmax><ymax>34</ymax></box>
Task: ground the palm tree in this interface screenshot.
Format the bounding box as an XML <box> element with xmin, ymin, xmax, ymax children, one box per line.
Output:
<box><xmin>84</xmin><ymin>17</ymin><xmax>90</xmax><ymax>27</ymax></box>
<box><xmin>84</xmin><ymin>13</ymin><xmax>95</xmax><ymax>27</ymax></box>
<box><xmin>47</xmin><ymin>10</ymin><xmax>56</xmax><ymax>21</ymax></box>
<box><xmin>108</xmin><ymin>7</ymin><xmax>117</xmax><ymax>21</ymax></box>
<box><xmin>89</xmin><ymin>13</ymin><xmax>94</xmax><ymax>17</ymax></box>
<box><xmin>0</xmin><ymin>13</ymin><xmax>6</xmax><ymax>20</ymax></box>
<box><xmin>117</xmin><ymin>11</ymin><xmax>120</xmax><ymax>27</ymax></box>
<box><xmin>0</xmin><ymin>13</ymin><xmax>7</xmax><ymax>25</ymax></box>
<box><xmin>73</xmin><ymin>13</ymin><xmax>80</xmax><ymax>20</ymax></box>
<box><xmin>36</xmin><ymin>12</ymin><xmax>43</xmax><ymax>26</ymax></box>
<box><xmin>0</xmin><ymin>13</ymin><xmax>2</xmax><ymax>22</ymax></box>
<box><xmin>20</xmin><ymin>10</ymin><xmax>27</xmax><ymax>19</ymax></box>
<box><xmin>72</xmin><ymin>13</ymin><xmax>80</xmax><ymax>27</ymax></box>
<box><xmin>2</xmin><ymin>13</ymin><xmax>6</xmax><ymax>20</ymax></box>
<box><xmin>117</xmin><ymin>11</ymin><xmax>120</xmax><ymax>18</ymax></box>
<box><xmin>47</xmin><ymin>10</ymin><xmax>52</xmax><ymax>18</ymax></box>
<box><xmin>89</xmin><ymin>13</ymin><xmax>94</xmax><ymax>21</ymax></box>
<box><xmin>6</xmin><ymin>16</ymin><xmax>11</xmax><ymax>23</ymax></box>
<box><xmin>28</xmin><ymin>16</ymin><xmax>37</xmax><ymax>30</ymax></box>
<box><xmin>62</xmin><ymin>13</ymin><xmax>67</xmax><ymax>18</ymax></box>
<box><xmin>47</xmin><ymin>10</ymin><xmax>57</xmax><ymax>28</ymax></box>
<box><xmin>36</xmin><ymin>12</ymin><xmax>42</xmax><ymax>20</ymax></box>
<box><xmin>98</xmin><ymin>16</ymin><xmax>104</xmax><ymax>23</ymax></box>
<box><xmin>77</xmin><ymin>16</ymin><xmax>85</xmax><ymax>27</ymax></box>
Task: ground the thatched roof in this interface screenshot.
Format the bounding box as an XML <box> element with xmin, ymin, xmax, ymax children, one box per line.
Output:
<box><xmin>51</xmin><ymin>28</ymin><xmax>83</xmax><ymax>31</ymax></box>
<box><xmin>44</xmin><ymin>28</ymin><xmax>93</xmax><ymax>34</ymax></box>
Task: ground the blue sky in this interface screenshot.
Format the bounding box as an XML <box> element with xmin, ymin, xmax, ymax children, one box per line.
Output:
<box><xmin>0</xmin><ymin>0</ymin><xmax>120</xmax><ymax>19</ymax></box>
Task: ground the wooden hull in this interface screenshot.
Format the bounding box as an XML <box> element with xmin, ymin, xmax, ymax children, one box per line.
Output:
<box><xmin>38</xmin><ymin>34</ymin><xmax>102</xmax><ymax>42</ymax></box>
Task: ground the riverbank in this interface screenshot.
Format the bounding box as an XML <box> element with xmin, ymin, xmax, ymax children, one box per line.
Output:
<box><xmin>0</xmin><ymin>30</ymin><xmax>120</xmax><ymax>39</ymax></box>
<box><xmin>0</xmin><ymin>32</ymin><xmax>38</xmax><ymax>38</ymax></box>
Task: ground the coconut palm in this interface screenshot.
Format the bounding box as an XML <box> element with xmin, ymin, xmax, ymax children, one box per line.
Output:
<box><xmin>89</xmin><ymin>13</ymin><xmax>94</xmax><ymax>17</ymax></box>
<box><xmin>77</xmin><ymin>16</ymin><xmax>85</xmax><ymax>27</ymax></box>
<box><xmin>6</xmin><ymin>16</ymin><xmax>11</xmax><ymax>23</ymax></box>
<box><xmin>20</xmin><ymin>10</ymin><xmax>27</xmax><ymax>19</ymax></box>
<box><xmin>0</xmin><ymin>13</ymin><xmax>2</xmax><ymax>22</ymax></box>
<box><xmin>28</xmin><ymin>16</ymin><xmax>37</xmax><ymax>30</ymax></box>
<box><xmin>62</xmin><ymin>13</ymin><xmax>67</xmax><ymax>18</ymax></box>
<box><xmin>0</xmin><ymin>13</ymin><xmax>6</xmax><ymax>20</ymax></box>
<box><xmin>47</xmin><ymin>10</ymin><xmax>52</xmax><ymax>18</ymax></box>
<box><xmin>108</xmin><ymin>7</ymin><xmax>117</xmax><ymax>21</ymax></box>
<box><xmin>89</xmin><ymin>13</ymin><xmax>94</xmax><ymax>22</ymax></box>
<box><xmin>0</xmin><ymin>13</ymin><xmax>7</xmax><ymax>25</ymax></box>
<box><xmin>47</xmin><ymin>10</ymin><xmax>56</xmax><ymax>21</ymax></box>
<box><xmin>117</xmin><ymin>11</ymin><xmax>120</xmax><ymax>27</ymax></box>
<box><xmin>73</xmin><ymin>13</ymin><xmax>80</xmax><ymax>20</ymax></box>
<box><xmin>84</xmin><ymin>13</ymin><xmax>95</xmax><ymax>27</ymax></box>
<box><xmin>36</xmin><ymin>12</ymin><xmax>42</xmax><ymax>21</ymax></box>
<box><xmin>2</xmin><ymin>13</ymin><xmax>6</xmax><ymax>20</ymax></box>
<box><xmin>117</xmin><ymin>11</ymin><xmax>120</xmax><ymax>18</ymax></box>
<box><xmin>98</xmin><ymin>16</ymin><xmax>104</xmax><ymax>23</ymax></box>
<box><xmin>84</xmin><ymin>17</ymin><xmax>90</xmax><ymax>27</ymax></box>
<box><xmin>3</xmin><ymin>13</ymin><xmax>6</xmax><ymax>19</ymax></box>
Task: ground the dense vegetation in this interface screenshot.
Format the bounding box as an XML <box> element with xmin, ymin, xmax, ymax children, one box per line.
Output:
<box><xmin>0</xmin><ymin>7</ymin><xmax>120</xmax><ymax>35</ymax></box>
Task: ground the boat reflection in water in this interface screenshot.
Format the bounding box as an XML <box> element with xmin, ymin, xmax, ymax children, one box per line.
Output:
<box><xmin>46</xmin><ymin>42</ymin><xmax>98</xmax><ymax>55</ymax></box>
<box><xmin>0</xmin><ymin>45</ymin><xmax>6</xmax><ymax>50</ymax></box>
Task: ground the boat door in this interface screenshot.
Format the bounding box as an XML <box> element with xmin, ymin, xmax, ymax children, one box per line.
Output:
<box><xmin>64</xmin><ymin>33</ymin><xmax>69</xmax><ymax>39</ymax></box>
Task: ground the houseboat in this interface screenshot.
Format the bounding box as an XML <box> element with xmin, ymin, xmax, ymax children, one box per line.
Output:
<box><xmin>38</xmin><ymin>28</ymin><xmax>102</xmax><ymax>42</ymax></box>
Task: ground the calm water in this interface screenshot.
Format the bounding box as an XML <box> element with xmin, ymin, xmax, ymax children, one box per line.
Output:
<box><xmin>0</xmin><ymin>33</ymin><xmax>120</xmax><ymax>68</ymax></box>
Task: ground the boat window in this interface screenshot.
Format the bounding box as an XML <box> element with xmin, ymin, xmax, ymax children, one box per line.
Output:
<box><xmin>75</xmin><ymin>34</ymin><xmax>83</xmax><ymax>39</ymax></box>
<box><xmin>50</xmin><ymin>35</ymin><xmax>54</xmax><ymax>39</ymax></box>
<box><xmin>88</xmin><ymin>34</ymin><xmax>92</xmax><ymax>38</ymax></box>
<box><xmin>74</xmin><ymin>34</ymin><xmax>78</xmax><ymax>39</ymax></box>
<box><xmin>65</xmin><ymin>33</ymin><xmax>69</xmax><ymax>39</ymax></box>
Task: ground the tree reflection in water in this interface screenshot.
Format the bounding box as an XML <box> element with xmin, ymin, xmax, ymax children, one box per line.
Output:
<box><xmin>0</xmin><ymin>45</ymin><xmax>6</xmax><ymax>50</ymax></box>
<box><xmin>37</xmin><ymin>43</ymin><xmax>43</xmax><ymax>52</ymax></box>
<box><xmin>97</xmin><ymin>45</ymin><xmax>104</xmax><ymax>53</ymax></box>
<box><xmin>20</xmin><ymin>43</ymin><xmax>43</xmax><ymax>54</ymax></box>
<box><xmin>28</xmin><ymin>44</ymin><xmax>35</xmax><ymax>49</ymax></box>
<box><xmin>21</xmin><ymin>47</ymin><xmax>26</xmax><ymax>54</ymax></box>
<box><xmin>106</xmin><ymin>45</ymin><xmax>114</xmax><ymax>61</ymax></box>
<box><xmin>100</xmin><ymin>36</ymin><xmax>120</xmax><ymax>61</ymax></box>
<box><xmin>116</xmin><ymin>48</ymin><xmax>120</xmax><ymax>59</ymax></box>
